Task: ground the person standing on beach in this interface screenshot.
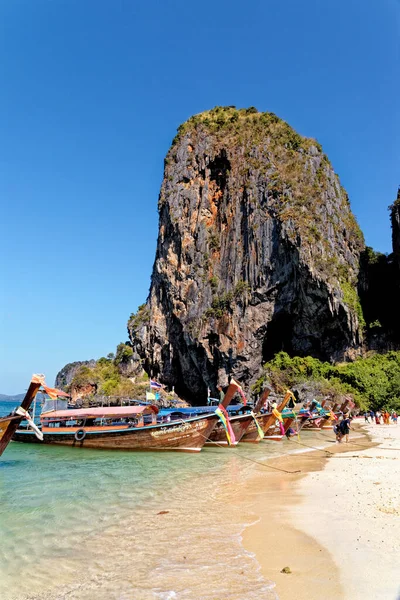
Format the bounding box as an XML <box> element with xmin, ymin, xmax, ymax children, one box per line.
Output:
<box><xmin>364</xmin><ymin>411</ymin><xmax>370</xmax><ymax>423</ymax></box>
<box><xmin>217</xmin><ymin>385</ymin><xmax>225</xmax><ymax>404</ymax></box>
<box><xmin>391</xmin><ymin>412</ymin><xmax>398</xmax><ymax>424</ymax></box>
<box><xmin>333</xmin><ymin>421</ymin><xmax>342</xmax><ymax>443</ymax></box>
<box><xmin>339</xmin><ymin>416</ymin><xmax>352</xmax><ymax>443</ymax></box>
<box><xmin>375</xmin><ymin>411</ymin><xmax>381</xmax><ymax>425</ymax></box>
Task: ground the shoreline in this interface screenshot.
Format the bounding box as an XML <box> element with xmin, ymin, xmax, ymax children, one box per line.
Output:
<box><xmin>242</xmin><ymin>423</ymin><xmax>400</xmax><ymax>600</ymax></box>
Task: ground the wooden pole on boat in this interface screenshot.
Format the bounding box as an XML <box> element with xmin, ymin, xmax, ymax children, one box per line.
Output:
<box><xmin>0</xmin><ymin>379</ymin><xmax>42</xmax><ymax>457</ymax></box>
<box><xmin>220</xmin><ymin>379</ymin><xmax>242</xmax><ymax>409</ymax></box>
<box><xmin>32</xmin><ymin>394</ymin><xmax>37</xmax><ymax>422</ymax></box>
<box><xmin>253</xmin><ymin>387</ymin><xmax>272</xmax><ymax>414</ymax></box>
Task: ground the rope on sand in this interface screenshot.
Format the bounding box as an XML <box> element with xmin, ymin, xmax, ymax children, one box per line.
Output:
<box><xmin>196</xmin><ymin>424</ymin><xmax>302</xmax><ymax>475</ymax></box>
<box><xmin>291</xmin><ymin>438</ymin><xmax>335</xmax><ymax>455</ymax></box>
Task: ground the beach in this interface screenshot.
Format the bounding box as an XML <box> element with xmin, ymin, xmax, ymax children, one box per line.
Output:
<box><xmin>1</xmin><ymin>408</ymin><xmax>399</xmax><ymax>600</ymax></box>
<box><xmin>243</xmin><ymin>422</ymin><xmax>400</xmax><ymax>600</ymax></box>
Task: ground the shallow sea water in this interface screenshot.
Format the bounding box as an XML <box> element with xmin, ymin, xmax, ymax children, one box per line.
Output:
<box><xmin>0</xmin><ymin>402</ymin><xmax>332</xmax><ymax>600</ymax></box>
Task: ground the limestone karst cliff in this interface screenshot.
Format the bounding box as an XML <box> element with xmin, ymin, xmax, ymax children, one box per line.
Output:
<box><xmin>55</xmin><ymin>360</ymin><xmax>97</xmax><ymax>389</ymax></box>
<box><xmin>391</xmin><ymin>188</ymin><xmax>400</xmax><ymax>275</ymax></box>
<box><xmin>357</xmin><ymin>188</ymin><xmax>400</xmax><ymax>350</ymax></box>
<box><xmin>127</xmin><ymin>106</ymin><xmax>366</xmax><ymax>402</ymax></box>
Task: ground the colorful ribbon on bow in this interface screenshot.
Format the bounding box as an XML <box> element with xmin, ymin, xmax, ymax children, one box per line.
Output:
<box><xmin>250</xmin><ymin>411</ymin><xmax>264</xmax><ymax>440</ymax></box>
<box><xmin>215</xmin><ymin>405</ymin><xmax>236</xmax><ymax>446</ymax></box>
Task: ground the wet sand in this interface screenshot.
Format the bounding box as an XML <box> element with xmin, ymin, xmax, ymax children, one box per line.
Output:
<box><xmin>242</xmin><ymin>423</ymin><xmax>400</xmax><ymax>600</ymax></box>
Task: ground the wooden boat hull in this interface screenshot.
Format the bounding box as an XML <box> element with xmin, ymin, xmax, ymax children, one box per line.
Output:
<box><xmin>263</xmin><ymin>414</ymin><xmax>296</xmax><ymax>441</ymax></box>
<box><xmin>0</xmin><ymin>415</ymin><xmax>21</xmax><ymax>456</ymax></box>
<box><xmin>263</xmin><ymin>423</ymin><xmax>284</xmax><ymax>441</ymax></box>
<box><xmin>259</xmin><ymin>392</ymin><xmax>296</xmax><ymax>442</ymax></box>
<box><xmin>240</xmin><ymin>412</ymin><xmax>276</xmax><ymax>443</ymax></box>
<box><xmin>205</xmin><ymin>413</ymin><xmax>254</xmax><ymax>446</ymax></box>
<box><xmin>321</xmin><ymin>422</ymin><xmax>335</xmax><ymax>429</ymax></box>
<box><xmin>13</xmin><ymin>414</ymin><xmax>219</xmax><ymax>453</ymax></box>
<box><xmin>0</xmin><ymin>379</ymin><xmax>42</xmax><ymax>457</ymax></box>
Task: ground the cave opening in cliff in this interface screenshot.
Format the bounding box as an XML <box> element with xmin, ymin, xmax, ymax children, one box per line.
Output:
<box><xmin>209</xmin><ymin>151</ymin><xmax>231</xmax><ymax>193</ymax></box>
<box><xmin>262</xmin><ymin>313</ymin><xmax>294</xmax><ymax>362</ymax></box>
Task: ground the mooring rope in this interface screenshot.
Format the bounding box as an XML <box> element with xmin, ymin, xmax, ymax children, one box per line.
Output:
<box><xmin>191</xmin><ymin>419</ymin><xmax>302</xmax><ymax>475</ymax></box>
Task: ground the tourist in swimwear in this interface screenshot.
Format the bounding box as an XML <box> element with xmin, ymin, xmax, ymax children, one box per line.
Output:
<box><xmin>339</xmin><ymin>415</ymin><xmax>352</xmax><ymax>443</ymax></box>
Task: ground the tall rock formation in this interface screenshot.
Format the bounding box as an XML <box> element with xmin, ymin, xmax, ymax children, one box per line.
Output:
<box><xmin>358</xmin><ymin>187</ymin><xmax>400</xmax><ymax>350</ymax></box>
<box><xmin>128</xmin><ymin>107</ymin><xmax>365</xmax><ymax>402</ymax></box>
<box><xmin>391</xmin><ymin>187</ymin><xmax>400</xmax><ymax>274</ymax></box>
<box><xmin>55</xmin><ymin>360</ymin><xmax>97</xmax><ymax>389</ymax></box>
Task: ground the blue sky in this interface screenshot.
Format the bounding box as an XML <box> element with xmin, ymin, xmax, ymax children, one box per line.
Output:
<box><xmin>1</xmin><ymin>0</ymin><xmax>399</xmax><ymax>393</ymax></box>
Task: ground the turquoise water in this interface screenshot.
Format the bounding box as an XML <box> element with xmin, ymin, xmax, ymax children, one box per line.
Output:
<box><xmin>0</xmin><ymin>401</ymin><xmax>333</xmax><ymax>600</ymax></box>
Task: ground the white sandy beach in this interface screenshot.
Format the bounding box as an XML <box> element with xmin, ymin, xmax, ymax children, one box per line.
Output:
<box><xmin>291</xmin><ymin>422</ymin><xmax>400</xmax><ymax>600</ymax></box>
<box><xmin>243</xmin><ymin>422</ymin><xmax>400</xmax><ymax>600</ymax></box>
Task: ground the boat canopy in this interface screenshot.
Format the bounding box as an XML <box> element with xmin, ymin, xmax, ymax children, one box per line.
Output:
<box><xmin>159</xmin><ymin>404</ymin><xmax>247</xmax><ymax>417</ymax></box>
<box><xmin>41</xmin><ymin>405</ymin><xmax>159</xmax><ymax>419</ymax></box>
<box><xmin>42</xmin><ymin>398</ymin><xmax>69</xmax><ymax>414</ymax></box>
<box><xmin>159</xmin><ymin>407</ymin><xmax>209</xmax><ymax>415</ymax></box>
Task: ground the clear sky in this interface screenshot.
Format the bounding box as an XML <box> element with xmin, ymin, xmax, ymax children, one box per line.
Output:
<box><xmin>1</xmin><ymin>0</ymin><xmax>399</xmax><ymax>393</ymax></box>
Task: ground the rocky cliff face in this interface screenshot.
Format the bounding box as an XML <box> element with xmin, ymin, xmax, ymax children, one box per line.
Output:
<box><xmin>55</xmin><ymin>360</ymin><xmax>96</xmax><ymax>389</ymax></box>
<box><xmin>128</xmin><ymin>107</ymin><xmax>365</xmax><ymax>402</ymax></box>
<box><xmin>391</xmin><ymin>188</ymin><xmax>400</xmax><ymax>274</ymax></box>
<box><xmin>357</xmin><ymin>188</ymin><xmax>400</xmax><ymax>350</ymax></box>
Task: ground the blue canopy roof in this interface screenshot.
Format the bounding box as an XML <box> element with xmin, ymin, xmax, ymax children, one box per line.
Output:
<box><xmin>159</xmin><ymin>403</ymin><xmax>248</xmax><ymax>416</ymax></box>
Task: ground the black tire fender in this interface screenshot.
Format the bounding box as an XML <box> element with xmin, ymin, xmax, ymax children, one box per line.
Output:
<box><xmin>75</xmin><ymin>429</ymin><xmax>86</xmax><ymax>442</ymax></box>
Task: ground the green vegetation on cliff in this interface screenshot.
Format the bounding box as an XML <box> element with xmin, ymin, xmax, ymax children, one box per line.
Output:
<box><xmin>253</xmin><ymin>351</ymin><xmax>400</xmax><ymax>411</ymax></box>
<box><xmin>63</xmin><ymin>342</ymin><xmax>147</xmax><ymax>401</ymax></box>
<box><xmin>128</xmin><ymin>304</ymin><xmax>150</xmax><ymax>337</ymax></box>
<box><xmin>67</xmin><ymin>355</ymin><xmax>142</xmax><ymax>398</ymax></box>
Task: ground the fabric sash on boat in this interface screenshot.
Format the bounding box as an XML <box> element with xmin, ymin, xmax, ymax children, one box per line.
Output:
<box><xmin>31</xmin><ymin>374</ymin><xmax>70</xmax><ymax>399</ymax></box>
<box><xmin>250</xmin><ymin>411</ymin><xmax>264</xmax><ymax>440</ymax></box>
<box><xmin>215</xmin><ymin>405</ymin><xmax>236</xmax><ymax>445</ymax></box>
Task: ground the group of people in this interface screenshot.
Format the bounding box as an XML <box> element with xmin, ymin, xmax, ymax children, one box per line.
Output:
<box><xmin>364</xmin><ymin>410</ymin><xmax>398</xmax><ymax>425</ymax></box>
<box><xmin>333</xmin><ymin>415</ymin><xmax>353</xmax><ymax>443</ymax></box>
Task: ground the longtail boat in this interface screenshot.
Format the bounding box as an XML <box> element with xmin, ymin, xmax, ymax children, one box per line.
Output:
<box><xmin>13</xmin><ymin>404</ymin><xmax>220</xmax><ymax>452</ymax></box>
<box><xmin>0</xmin><ymin>374</ymin><xmax>61</xmax><ymax>457</ymax></box>
<box><xmin>300</xmin><ymin>400</ymin><xmax>329</xmax><ymax>429</ymax></box>
<box><xmin>240</xmin><ymin>387</ymin><xmax>274</xmax><ymax>443</ymax></box>
<box><xmin>263</xmin><ymin>391</ymin><xmax>296</xmax><ymax>441</ymax></box>
<box><xmin>318</xmin><ymin>402</ymin><xmax>339</xmax><ymax>429</ymax></box>
<box><xmin>204</xmin><ymin>380</ymin><xmax>256</xmax><ymax>446</ymax></box>
<box><xmin>158</xmin><ymin>380</ymin><xmax>256</xmax><ymax>447</ymax></box>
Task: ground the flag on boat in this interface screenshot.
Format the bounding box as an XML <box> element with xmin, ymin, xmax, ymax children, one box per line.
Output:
<box><xmin>150</xmin><ymin>380</ymin><xmax>163</xmax><ymax>390</ymax></box>
<box><xmin>31</xmin><ymin>374</ymin><xmax>69</xmax><ymax>399</ymax></box>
